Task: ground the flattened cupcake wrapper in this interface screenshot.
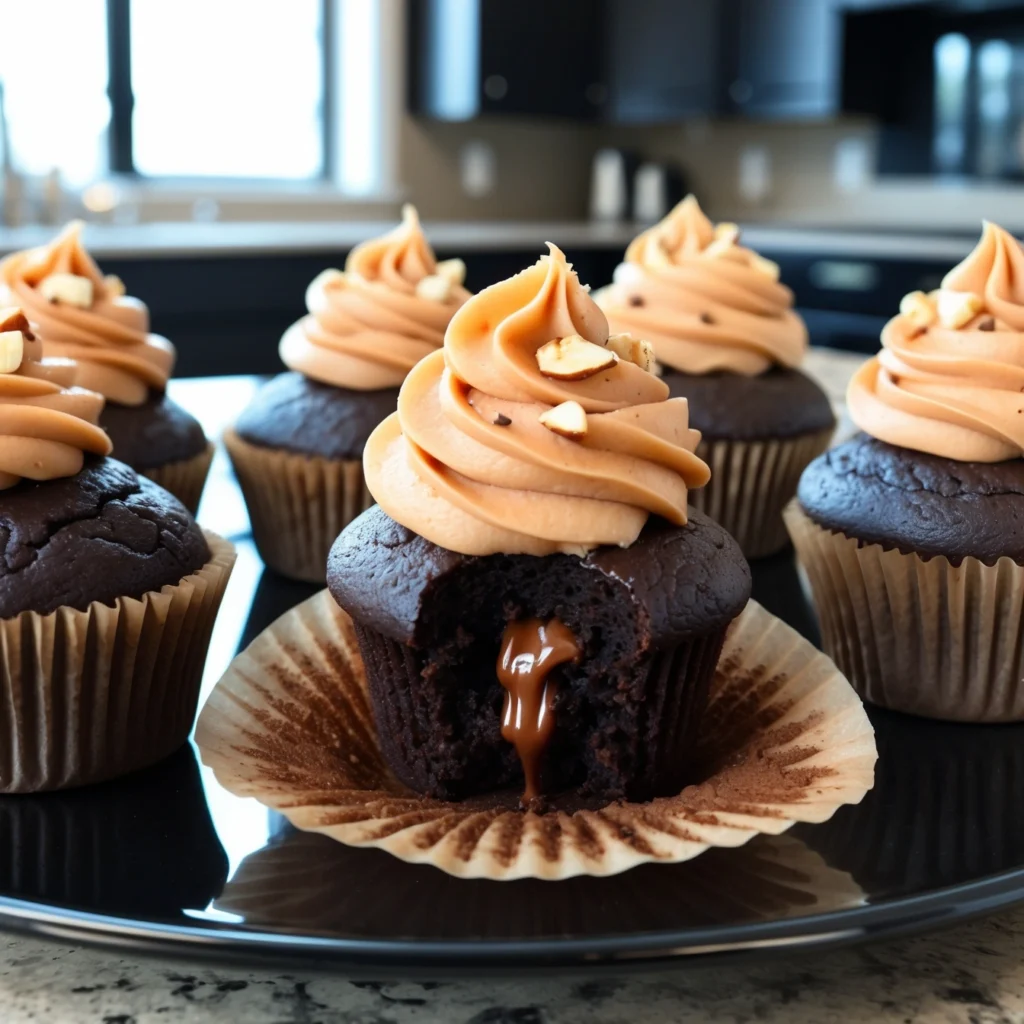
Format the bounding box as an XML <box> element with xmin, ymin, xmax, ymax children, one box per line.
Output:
<box><xmin>224</xmin><ymin>428</ymin><xmax>373</xmax><ymax>585</ymax></box>
<box><xmin>138</xmin><ymin>441</ymin><xmax>215</xmax><ymax>515</ymax></box>
<box><xmin>785</xmin><ymin>503</ymin><xmax>1024</xmax><ymax>721</ymax></box>
<box><xmin>691</xmin><ymin>428</ymin><xmax>833</xmax><ymax>560</ymax></box>
<box><xmin>0</xmin><ymin>533</ymin><xmax>236</xmax><ymax>793</ymax></box>
<box><xmin>196</xmin><ymin>590</ymin><xmax>876</xmax><ymax>881</ymax></box>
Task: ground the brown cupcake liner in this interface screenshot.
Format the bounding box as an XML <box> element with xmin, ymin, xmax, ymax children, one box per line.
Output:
<box><xmin>0</xmin><ymin>532</ymin><xmax>235</xmax><ymax>793</ymax></box>
<box><xmin>690</xmin><ymin>428</ymin><xmax>834</xmax><ymax>559</ymax></box>
<box><xmin>138</xmin><ymin>441</ymin><xmax>215</xmax><ymax>515</ymax></box>
<box><xmin>224</xmin><ymin>428</ymin><xmax>373</xmax><ymax>584</ymax></box>
<box><xmin>196</xmin><ymin>590</ymin><xmax>876</xmax><ymax>881</ymax></box>
<box><xmin>785</xmin><ymin>503</ymin><xmax>1024</xmax><ymax>721</ymax></box>
<box><xmin>353</xmin><ymin>620</ymin><xmax>725</xmax><ymax>802</ymax></box>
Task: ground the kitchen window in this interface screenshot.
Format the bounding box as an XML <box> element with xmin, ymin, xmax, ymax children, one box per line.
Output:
<box><xmin>0</xmin><ymin>0</ymin><xmax>391</xmax><ymax>194</ymax></box>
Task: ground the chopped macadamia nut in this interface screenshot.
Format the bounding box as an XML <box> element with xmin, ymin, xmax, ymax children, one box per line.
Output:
<box><xmin>38</xmin><ymin>272</ymin><xmax>93</xmax><ymax>308</ymax></box>
<box><xmin>536</xmin><ymin>334</ymin><xmax>617</xmax><ymax>380</ymax></box>
<box><xmin>0</xmin><ymin>331</ymin><xmax>24</xmax><ymax>374</ymax></box>
<box><xmin>539</xmin><ymin>400</ymin><xmax>588</xmax><ymax>439</ymax></box>
<box><xmin>416</xmin><ymin>274</ymin><xmax>453</xmax><ymax>303</ymax></box>
<box><xmin>103</xmin><ymin>274</ymin><xmax>126</xmax><ymax>298</ymax></box>
<box><xmin>899</xmin><ymin>290</ymin><xmax>937</xmax><ymax>329</ymax></box>
<box><xmin>606</xmin><ymin>333</ymin><xmax>655</xmax><ymax>372</ymax></box>
<box><xmin>937</xmin><ymin>290</ymin><xmax>984</xmax><ymax>330</ymax></box>
<box><xmin>435</xmin><ymin>258</ymin><xmax>466</xmax><ymax>287</ymax></box>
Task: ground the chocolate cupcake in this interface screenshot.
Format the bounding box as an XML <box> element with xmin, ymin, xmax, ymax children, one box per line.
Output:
<box><xmin>226</xmin><ymin>205</ymin><xmax>470</xmax><ymax>583</ymax></box>
<box><xmin>0</xmin><ymin>307</ymin><xmax>234</xmax><ymax>791</ymax></box>
<box><xmin>328</xmin><ymin>245</ymin><xmax>749</xmax><ymax>805</ymax></box>
<box><xmin>596</xmin><ymin>196</ymin><xmax>834</xmax><ymax>558</ymax></box>
<box><xmin>786</xmin><ymin>221</ymin><xmax>1024</xmax><ymax>721</ymax></box>
<box><xmin>0</xmin><ymin>222</ymin><xmax>212</xmax><ymax>513</ymax></box>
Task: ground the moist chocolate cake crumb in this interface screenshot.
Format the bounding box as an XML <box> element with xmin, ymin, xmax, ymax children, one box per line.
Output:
<box><xmin>0</xmin><ymin>458</ymin><xmax>210</xmax><ymax>616</ymax></box>
<box><xmin>236</xmin><ymin>371</ymin><xmax>400</xmax><ymax>461</ymax></box>
<box><xmin>100</xmin><ymin>391</ymin><xmax>207</xmax><ymax>469</ymax></box>
<box><xmin>798</xmin><ymin>433</ymin><xmax>1024</xmax><ymax>565</ymax></box>
<box><xmin>329</xmin><ymin>505</ymin><xmax>750</xmax><ymax>802</ymax></box>
<box><xmin>662</xmin><ymin>366</ymin><xmax>835</xmax><ymax>441</ymax></box>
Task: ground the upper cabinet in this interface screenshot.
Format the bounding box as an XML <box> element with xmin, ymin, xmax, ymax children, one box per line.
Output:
<box><xmin>408</xmin><ymin>0</ymin><xmax>841</xmax><ymax>123</ymax></box>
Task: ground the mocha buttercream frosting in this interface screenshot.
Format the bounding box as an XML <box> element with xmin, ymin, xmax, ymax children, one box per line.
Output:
<box><xmin>0</xmin><ymin>222</ymin><xmax>174</xmax><ymax>407</ymax></box>
<box><xmin>364</xmin><ymin>244</ymin><xmax>710</xmax><ymax>556</ymax></box>
<box><xmin>0</xmin><ymin>308</ymin><xmax>111</xmax><ymax>488</ymax></box>
<box><xmin>280</xmin><ymin>205</ymin><xmax>471</xmax><ymax>391</ymax></box>
<box><xmin>848</xmin><ymin>221</ymin><xmax>1024</xmax><ymax>462</ymax></box>
<box><xmin>595</xmin><ymin>195</ymin><xmax>807</xmax><ymax>376</ymax></box>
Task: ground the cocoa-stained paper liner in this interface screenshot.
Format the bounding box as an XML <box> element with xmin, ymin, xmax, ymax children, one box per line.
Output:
<box><xmin>224</xmin><ymin>428</ymin><xmax>372</xmax><ymax>585</ymax></box>
<box><xmin>139</xmin><ymin>441</ymin><xmax>215</xmax><ymax>515</ymax></box>
<box><xmin>215</xmin><ymin>829</ymin><xmax>864</xmax><ymax>937</ymax></box>
<box><xmin>0</xmin><ymin>532</ymin><xmax>236</xmax><ymax>793</ymax></box>
<box><xmin>196</xmin><ymin>590</ymin><xmax>876</xmax><ymax>881</ymax></box>
<box><xmin>786</xmin><ymin>502</ymin><xmax>1024</xmax><ymax>722</ymax></box>
<box><xmin>690</xmin><ymin>428</ymin><xmax>833</xmax><ymax>560</ymax></box>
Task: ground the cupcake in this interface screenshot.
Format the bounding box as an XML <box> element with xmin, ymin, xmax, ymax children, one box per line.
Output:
<box><xmin>595</xmin><ymin>196</ymin><xmax>835</xmax><ymax>558</ymax></box>
<box><xmin>786</xmin><ymin>221</ymin><xmax>1024</xmax><ymax>722</ymax></box>
<box><xmin>0</xmin><ymin>307</ymin><xmax>234</xmax><ymax>791</ymax></box>
<box><xmin>0</xmin><ymin>222</ymin><xmax>212</xmax><ymax>513</ymax></box>
<box><xmin>327</xmin><ymin>245</ymin><xmax>750</xmax><ymax>805</ymax></box>
<box><xmin>227</xmin><ymin>205</ymin><xmax>470</xmax><ymax>583</ymax></box>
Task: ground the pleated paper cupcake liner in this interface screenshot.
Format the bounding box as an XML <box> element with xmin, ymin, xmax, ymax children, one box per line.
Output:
<box><xmin>196</xmin><ymin>590</ymin><xmax>876</xmax><ymax>881</ymax></box>
<box><xmin>214</xmin><ymin>828</ymin><xmax>863</xmax><ymax>937</ymax></box>
<box><xmin>224</xmin><ymin>428</ymin><xmax>373</xmax><ymax>584</ymax></box>
<box><xmin>690</xmin><ymin>428</ymin><xmax>834</xmax><ymax>560</ymax></box>
<box><xmin>139</xmin><ymin>441</ymin><xmax>215</xmax><ymax>515</ymax></box>
<box><xmin>0</xmin><ymin>532</ymin><xmax>236</xmax><ymax>793</ymax></box>
<box><xmin>785</xmin><ymin>502</ymin><xmax>1024</xmax><ymax>721</ymax></box>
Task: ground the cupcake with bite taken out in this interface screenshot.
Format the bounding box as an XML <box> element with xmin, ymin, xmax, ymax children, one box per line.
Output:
<box><xmin>0</xmin><ymin>306</ymin><xmax>234</xmax><ymax>792</ymax></box>
<box><xmin>227</xmin><ymin>205</ymin><xmax>471</xmax><ymax>583</ymax></box>
<box><xmin>327</xmin><ymin>245</ymin><xmax>750</xmax><ymax>805</ymax></box>
<box><xmin>596</xmin><ymin>196</ymin><xmax>835</xmax><ymax>558</ymax></box>
<box><xmin>787</xmin><ymin>221</ymin><xmax>1024</xmax><ymax>722</ymax></box>
<box><xmin>0</xmin><ymin>222</ymin><xmax>212</xmax><ymax>513</ymax></box>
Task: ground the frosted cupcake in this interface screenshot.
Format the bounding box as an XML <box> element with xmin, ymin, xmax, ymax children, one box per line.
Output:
<box><xmin>596</xmin><ymin>196</ymin><xmax>834</xmax><ymax>558</ymax></box>
<box><xmin>0</xmin><ymin>222</ymin><xmax>212</xmax><ymax>513</ymax></box>
<box><xmin>0</xmin><ymin>307</ymin><xmax>234</xmax><ymax>791</ymax></box>
<box><xmin>787</xmin><ymin>221</ymin><xmax>1024</xmax><ymax>721</ymax></box>
<box><xmin>328</xmin><ymin>246</ymin><xmax>749</xmax><ymax>804</ymax></box>
<box><xmin>227</xmin><ymin>205</ymin><xmax>470</xmax><ymax>583</ymax></box>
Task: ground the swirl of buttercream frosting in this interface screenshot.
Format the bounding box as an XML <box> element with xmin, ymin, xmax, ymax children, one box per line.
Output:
<box><xmin>280</xmin><ymin>205</ymin><xmax>471</xmax><ymax>391</ymax></box>
<box><xmin>0</xmin><ymin>222</ymin><xmax>174</xmax><ymax>407</ymax></box>
<box><xmin>364</xmin><ymin>244</ymin><xmax>710</xmax><ymax>556</ymax></box>
<box><xmin>848</xmin><ymin>221</ymin><xmax>1024</xmax><ymax>462</ymax></box>
<box><xmin>0</xmin><ymin>308</ymin><xmax>111</xmax><ymax>489</ymax></box>
<box><xmin>595</xmin><ymin>195</ymin><xmax>807</xmax><ymax>376</ymax></box>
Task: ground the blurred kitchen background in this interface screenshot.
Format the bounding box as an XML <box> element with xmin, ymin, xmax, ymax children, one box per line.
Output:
<box><xmin>3</xmin><ymin>0</ymin><xmax>1023</xmax><ymax>373</ymax></box>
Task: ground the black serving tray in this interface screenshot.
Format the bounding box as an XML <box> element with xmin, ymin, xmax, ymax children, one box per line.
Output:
<box><xmin>1</xmin><ymin>528</ymin><xmax>1023</xmax><ymax>973</ymax></box>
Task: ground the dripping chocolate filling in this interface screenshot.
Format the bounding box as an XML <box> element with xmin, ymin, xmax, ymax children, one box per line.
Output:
<box><xmin>497</xmin><ymin>618</ymin><xmax>580</xmax><ymax>803</ymax></box>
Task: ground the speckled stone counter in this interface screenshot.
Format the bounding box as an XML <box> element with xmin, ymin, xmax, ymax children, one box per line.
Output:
<box><xmin>3</xmin><ymin>908</ymin><xmax>1024</xmax><ymax>1022</ymax></box>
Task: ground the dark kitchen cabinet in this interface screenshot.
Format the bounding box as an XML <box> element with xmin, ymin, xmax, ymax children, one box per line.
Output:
<box><xmin>723</xmin><ymin>0</ymin><xmax>840</xmax><ymax>118</ymax></box>
<box><xmin>408</xmin><ymin>0</ymin><xmax>607</xmax><ymax>121</ymax></box>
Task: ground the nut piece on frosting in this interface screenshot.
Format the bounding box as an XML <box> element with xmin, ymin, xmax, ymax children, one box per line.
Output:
<box><xmin>899</xmin><ymin>290</ymin><xmax>937</xmax><ymax>329</ymax></box>
<box><xmin>103</xmin><ymin>274</ymin><xmax>126</xmax><ymax>298</ymax></box>
<box><xmin>38</xmin><ymin>272</ymin><xmax>94</xmax><ymax>308</ymax></box>
<box><xmin>936</xmin><ymin>290</ymin><xmax>984</xmax><ymax>330</ymax></box>
<box><xmin>539</xmin><ymin>399</ymin><xmax>588</xmax><ymax>440</ymax></box>
<box><xmin>435</xmin><ymin>258</ymin><xmax>467</xmax><ymax>287</ymax></box>
<box><xmin>606</xmin><ymin>332</ymin><xmax>655</xmax><ymax>372</ymax></box>
<box><xmin>0</xmin><ymin>308</ymin><xmax>27</xmax><ymax>374</ymax></box>
<box><xmin>415</xmin><ymin>273</ymin><xmax>453</xmax><ymax>303</ymax></box>
<box><xmin>536</xmin><ymin>334</ymin><xmax>617</xmax><ymax>381</ymax></box>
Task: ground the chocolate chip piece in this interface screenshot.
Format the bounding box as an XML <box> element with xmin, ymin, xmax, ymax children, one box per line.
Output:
<box><xmin>979</xmin><ymin>317</ymin><xmax>996</xmax><ymax>331</ymax></box>
<box><xmin>493</xmin><ymin>413</ymin><xmax>512</xmax><ymax>426</ymax></box>
<box><xmin>700</xmin><ymin>313</ymin><xmax>714</xmax><ymax>325</ymax></box>
<box><xmin>628</xmin><ymin>295</ymin><xmax>644</xmax><ymax>307</ymax></box>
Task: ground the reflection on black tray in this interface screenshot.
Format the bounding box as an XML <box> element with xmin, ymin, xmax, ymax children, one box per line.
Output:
<box><xmin>0</xmin><ymin>745</ymin><xmax>227</xmax><ymax>919</ymax></box>
<box><xmin>239</xmin><ymin>568</ymin><xmax>322</xmax><ymax>650</ymax></box>
<box><xmin>795</xmin><ymin>706</ymin><xmax>1024</xmax><ymax>897</ymax></box>
<box><xmin>216</xmin><ymin>826</ymin><xmax>863</xmax><ymax>940</ymax></box>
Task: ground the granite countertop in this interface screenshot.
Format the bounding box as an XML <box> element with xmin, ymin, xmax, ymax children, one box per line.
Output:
<box><xmin>3</xmin><ymin>350</ymin><xmax>1023</xmax><ymax>1023</ymax></box>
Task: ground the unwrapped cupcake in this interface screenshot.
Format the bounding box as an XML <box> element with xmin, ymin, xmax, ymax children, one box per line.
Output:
<box><xmin>328</xmin><ymin>244</ymin><xmax>750</xmax><ymax>805</ymax></box>
<box><xmin>227</xmin><ymin>205</ymin><xmax>470</xmax><ymax>583</ymax></box>
<box><xmin>787</xmin><ymin>220</ymin><xmax>1024</xmax><ymax>722</ymax></box>
<box><xmin>596</xmin><ymin>196</ymin><xmax>835</xmax><ymax>558</ymax></box>
<box><xmin>0</xmin><ymin>222</ymin><xmax>213</xmax><ymax>513</ymax></box>
<box><xmin>0</xmin><ymin>306</ymin><xmax>234</xmax><ymax>792</ymax></box>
